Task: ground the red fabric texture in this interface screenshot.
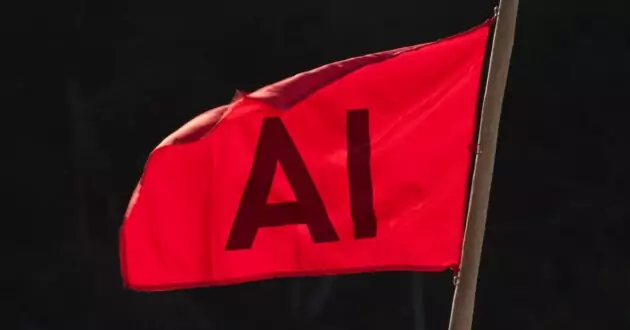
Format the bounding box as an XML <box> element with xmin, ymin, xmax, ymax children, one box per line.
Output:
<box><xmin>120</xmin><ymin>19</ymin><xmax>492</xmax><ymax>291</ymax></box>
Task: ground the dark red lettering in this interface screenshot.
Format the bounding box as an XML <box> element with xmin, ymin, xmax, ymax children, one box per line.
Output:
<box><xmin>226</xmin><ymin>117</ymin><xmax>338</xmax><ymax>250</ymax></box>
<box><xmin>226</xmin><ymin>110</ymin><xmax>377</xmax><ymax>250</ymax></box>
<box><xmin>347</xmin><ymin>109</ymin><xmax>377</xmax><ymax>239</ymax></box>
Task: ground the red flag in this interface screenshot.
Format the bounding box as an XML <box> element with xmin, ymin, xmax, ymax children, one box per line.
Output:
<box><xmin>121</xmin><ymin>19</ymin><xmax>492</xmax><ymax>291</ymax></box>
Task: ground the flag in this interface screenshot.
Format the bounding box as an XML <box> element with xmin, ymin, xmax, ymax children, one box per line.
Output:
<box><xmin>120</xmin><ymin>19</ymin><xmax>493</xmax><ymax>291</ymax></box>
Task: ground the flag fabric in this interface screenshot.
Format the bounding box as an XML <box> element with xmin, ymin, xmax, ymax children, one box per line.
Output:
<box><xmin>120</xmin><ymin>19</ymin><xmax>492</xmax><ymax>291</ymax></box>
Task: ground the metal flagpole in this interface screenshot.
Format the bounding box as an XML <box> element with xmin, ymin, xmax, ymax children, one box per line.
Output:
<box><xmin>447</xmin><ymin>1</ymin><xmax>519</xmax><ymax>330</ymax></box>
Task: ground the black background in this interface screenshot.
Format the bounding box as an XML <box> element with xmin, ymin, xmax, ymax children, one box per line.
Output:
<box><xmin>9</xmin><ymin>0</ymin><xmax>630</xmax><ymax>329</ymax></box>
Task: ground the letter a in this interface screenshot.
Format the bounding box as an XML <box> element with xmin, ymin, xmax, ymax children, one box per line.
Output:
<box><xmin>226</xmin><ymin>117</ymin><xmax>339</xmax><ymax>250</ymax></box>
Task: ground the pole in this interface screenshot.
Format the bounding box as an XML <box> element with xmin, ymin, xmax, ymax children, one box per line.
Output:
<box><xmin>305</xmin><ymin>277</ymin><xmax>336</xmax><ymax>319</ymax></box>
<box><xmin>447</xmin><ymin>1</ymin><xmax>519</xmax><ymax>330</ymax></box>
<box><xmin>290</xmin><ymin>278</ymin><xmax>301</xmax><ymax>321</ymax></box>
<box><xmin>411</xmin><ymin>273</ymin><xmax>426</xmax><ymax>330</ymax></box>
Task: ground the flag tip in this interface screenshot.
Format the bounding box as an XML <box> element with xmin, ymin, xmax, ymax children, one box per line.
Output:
<box><xmin>232</xmin><ymin>90</ymin><xmax>247</xmax><ymax>103</ymax></box>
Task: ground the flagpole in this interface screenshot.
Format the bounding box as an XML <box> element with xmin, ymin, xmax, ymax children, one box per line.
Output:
<box><xmin>447</xmin><ymin>1</ymin><xmax>519</xmax><ymax>330</ymax></box>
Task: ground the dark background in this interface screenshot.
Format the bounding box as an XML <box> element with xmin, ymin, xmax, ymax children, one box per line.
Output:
<box><xmin>9</xmin><ymin>0</ymin><xmax>630</xmax><ymax>329</ymax></box>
